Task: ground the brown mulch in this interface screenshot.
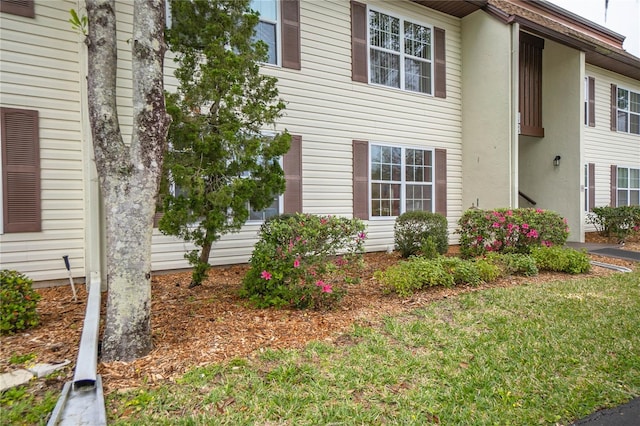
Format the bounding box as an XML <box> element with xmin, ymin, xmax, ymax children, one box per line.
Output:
<box><xmin>1</xmin><ymin>242</ymin><xmax>638</xmax><ymax>398</ymax></box>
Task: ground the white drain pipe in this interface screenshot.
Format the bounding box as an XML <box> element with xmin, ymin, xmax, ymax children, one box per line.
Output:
<box><xmin>48</xmin><ymin>271</ymin><xmax>106</xmax><ymax>425</ymax></box>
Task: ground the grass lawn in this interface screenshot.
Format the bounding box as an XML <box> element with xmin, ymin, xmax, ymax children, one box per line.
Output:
<box><xmin>104</xmin><ymin>270</ymin><xmax>640</xmax><ymax>425</ymax></box>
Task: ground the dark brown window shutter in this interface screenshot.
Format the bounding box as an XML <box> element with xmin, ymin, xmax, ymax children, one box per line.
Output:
<box><xmin>1</xmin><ymin>107</ymin><xmax>41</xmax><ymax>233</ymax></box>
<box><xmin>351</xmin><ymin>0</ymin><xmax>367</xmax><ymax>83</ymax></box>
<box><xmin>435</xmin><ymin>148</ymin><xmax>447</xmax><ymax>216</ymax></box>
<box><xmin>281</xmin><ymin>0</ymin><xmax>301</xmax><ymax>70</ymax></box>
<box><xmin>0</xmin><ymin>0</ymin><xmax>34</xmax><ymax>18</ymax></box>
<box><xmin>610</xmin><ymin>165</ymin><xmax>617</xmax><ymax>206</ymax></box>
<box><xmin>519</xmin><ymin>32</ymin><xmax>544</xmax><ymax>137</ymax></box>
<box><xmin>283</xmin><ymin>134</ymin><xmax>302</xmax><ymax>213</ymax></box>
<box><xmin>352</xmin><ymin>140</ymin><xmax>369</xmax><ymax>219</ymax></box>
<box><xmin>588</xmin><ymin>77</ymin><xmax>595</xmax><ymax>127</ymax></box>
<box><xmin>434</xmin><ymin>27</ymin><xmax>446</xmax><ymax>98</ymax></box>
<box><xmin>610</xmin><ymin>84</ymin><xmax>617</xmax><ymax>131</ymax></box>
<box><xmin>588</xmin><ymin>163</ymin><xmax>595</xmax><ymax>211</ymax></box>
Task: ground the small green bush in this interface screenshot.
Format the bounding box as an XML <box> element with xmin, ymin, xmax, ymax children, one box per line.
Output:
<box><xmin>474</xmin><ymin>259</ymin><xmax>503</xmax><ymax>282</ymax></box>
<box><xmin>587</xmin><ymin>206</ymin><xmax>640</xmax><ymax>242</ymax></box>
<box><xmin>486</xmin><ymin>253</ymin><xmax>539</xmax><ymax>277</ymax></box>
<box><xmin>530</xmin><ymin>246</ymin><xmax>591</xmax><ymax>274</ymax></box>
<box><xmin>394</xmin><ymin>211</ymin><xmax>448</xmax><ymax>258</ymax></box>
<box><xmin>457</xmin><ymin>208</ymin><xmax>569</xmax><ymax>258</ymax></box>
<box><xmin>1</xmin><ymin>270</ymin><xmax>41</xmax><ymax>334</ymax></box>
<box><xmin>437</xmin><ymin>257</ymin><xmax>481</xmax><ymax>286</ymax></box>
<box><xmin>241</xmin><ymin>213</ymin><xmax>365</xmax><ymax>309</ymax></box>
<box><xmin>375</xmin><ymin>256</ymin><xmax>502</xmax><ymax>297</ymax></box>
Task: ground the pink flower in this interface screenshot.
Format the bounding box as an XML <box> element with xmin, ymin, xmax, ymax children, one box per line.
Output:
<box><xmin>521</xmin><ymin>223</ymin><xmax>529</xmax><ymax>230</ymax></box>
<box><xmin>526</xmin><ymin>229</ymin><xmax>539</xmax><ymax>238</ymax></box>
<box><xmin>357</xmin><ymin>231</ymin><xmax>367</xmax><ymax>241</ymax></box>
<box><xmin>536</xmin><ymin>208</ymin><xmax>543</xmax><ymax>213</ymax></box>
<box><xmin>492</xmin><ymin>222</ymin><xmax>501</xmax><ymax>228</ymax></box>
<box><xmin>506</xmin><ymin>210</ymin><xmax>513</xmax><ymax>216</ymax></box>
<box><xmin>320</xmin><ymin>217</ymin><xmax>328</xmax><ymax>225</ymax></box>
<box><xmin>542</xmin><ymin>240</ymin><xmax>552</xmax><ymax>247</ymax></box>
<box><xmin>261</xmin><ymin>270</ymin><xmax>272</xmax><ymax>280</ymax></box>
<box><xmin>316</xmin><ymin>281</ymin><xmax>332</xmax><ymax>293</ymax></box>
<box><xmin>293</xmin><ymin>258</ymin><xmax>301</xmax><ymax>268</ymax></box>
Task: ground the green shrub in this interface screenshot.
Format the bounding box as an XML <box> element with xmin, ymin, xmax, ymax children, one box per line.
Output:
<box><xmin>530</xmin><ymin>246</ymin><xmax>591</xmax><ymax>274</ymax></box>
<box><xmin>457</xmin><ymin>208</ymin><xmax>569</xmax><ymax>258</ymax></box>
<box><xmin>241</xmin><ymin>213</ymin><xmax>365</xmax><ymax>309</ymax></box>
<box><xmin>486</xmin><ymin>253</ymin><xmax>539</xmax><ymax>277</ymax></box>
<box><xmin>587</xmin><ymin>206</ymin><xmax>640</xmax><ymax>242</ymax></box>
<box><xmin>475</xmin><ymin>259</ymin><xmax>503</xmax><ymax>282</ymax></box>
<box><xmin>394</xmin><ymin>211</ymin><xmax>448</xmax><ymax>258</ymax></box>
<box><xmin>375</xmin><ymin>258</ymin><xmax>453</xmax><ymax>297</ymax></box>
<box><xmin>375</xmin><ymin>256</ymin><xmax>502</xmax><ymax>297</ymax></box>
<box><xmin>437</xmin><ymin>257</ymin><xmax>481</xmax><ymax>286</ymax></box>
<box><xmin>1</xmin><ymin>270</ymin><xmax>41</xmax><ymax>334</ymax></box>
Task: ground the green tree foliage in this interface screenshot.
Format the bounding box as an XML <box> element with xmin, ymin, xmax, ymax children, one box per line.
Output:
<box><xmin>161</xmin><ymin>0</ymin><xmax>291</xmax><ymax>286</ymax></box>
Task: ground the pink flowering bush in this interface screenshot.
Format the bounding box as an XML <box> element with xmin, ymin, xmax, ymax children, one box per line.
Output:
<box><xmin>241</xmin><ymin>213</ymin><xmax>366</xmax><ymax>309</ymax></box>
<box><xmin>457</xmin><ymin>208</ymin><xmax>569</xmax><ymax>258</ymax></box>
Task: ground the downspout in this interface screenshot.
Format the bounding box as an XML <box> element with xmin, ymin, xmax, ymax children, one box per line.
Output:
<box><xmin>79</xmin><ymin>0</ymin><xmax>105</xmax><ymax>291</ymax></box>
<box><xmin>510</xmin><ymin>22</ymin><xmax>520</xmax><ymax>208</ymax></box>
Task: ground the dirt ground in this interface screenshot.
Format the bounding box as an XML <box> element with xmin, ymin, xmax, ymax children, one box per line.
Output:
<box><xmin>1</xmin><ymin>237</ymin><xmax>638</xmax><ymax>397</ymax></box>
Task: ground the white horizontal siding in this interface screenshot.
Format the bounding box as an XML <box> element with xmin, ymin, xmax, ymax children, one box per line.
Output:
<box><xmin>0</xmin><ymin>0</ymin><xmax>86</xmax><ymax>281</ymax></box>
<box><xmin>584</xmin><ymin>65</ymin><xmax>640</xmax><ymax>232</ymax></box>
<box><xmin>151</xmin><ymin>0</ymin><xmax>464</xmax><ymax>270</ymax></box>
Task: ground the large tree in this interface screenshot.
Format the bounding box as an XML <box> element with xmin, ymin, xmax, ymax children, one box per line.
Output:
<box><xmin>159</xmin><ymin>0</ymin><xmax>290</xmax><ymax>287</ymax></box>
<box><xmin>86</xmin><ymin>0</ymin><xmax>170</xmax><ymax>361</ymax></box>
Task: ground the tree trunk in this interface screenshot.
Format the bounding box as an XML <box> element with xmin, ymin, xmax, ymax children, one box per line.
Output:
<box><xmin>86</xmin><ymin>0</ymin><xmax>170</xmax><ymax>361</ymax></box>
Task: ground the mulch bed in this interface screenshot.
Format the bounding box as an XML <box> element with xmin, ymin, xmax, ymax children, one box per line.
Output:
<box><xmin>1</xmin><ymin>240</ymin><xmax>638</xmax><ymax>397</ymax></box>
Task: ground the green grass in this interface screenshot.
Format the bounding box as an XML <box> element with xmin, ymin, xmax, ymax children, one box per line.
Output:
<box><xmin>101</xmin><ymin>271</ymin><xmax>640</xmax><ymax>425</ymax></box>
<box><xmin>3</xmin><ymin>272</ymin><xmax>639</xmax><ymax>425</ymax></box>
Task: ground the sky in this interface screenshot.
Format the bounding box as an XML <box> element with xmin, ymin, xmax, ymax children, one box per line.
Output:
<box><xmin>548</xmin><ymin>0</ymin><xmax>640</xmax><ymax>57</ymax></box>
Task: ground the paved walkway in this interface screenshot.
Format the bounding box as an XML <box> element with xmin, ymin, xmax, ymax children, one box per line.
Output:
<box><xmin>566</xmin><ymin>242</ymin><xmax>639</xmax><ymax>425</ymax></box>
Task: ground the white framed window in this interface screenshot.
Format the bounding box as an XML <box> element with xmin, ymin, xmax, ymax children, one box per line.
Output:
<box><xmin>617</xmin><ymin>87</ymin><xmax>640</xmax><ymax>135</ymax></box>
<box><xmin>243</xmin><ymin>151</ymin><xmax>284</xmax><ymax>223</ymax></box>
<box><xmin>617</xmin><ymin>166</ymin><xmax>640</xmax><ymax>206</ymax></box>
<box><xmin>370</xmin><ymin>144</ymin><xmax>433</xmax><ymax>217</ymax></box>
<box><xmin>251</xmin><ymin>0</ymin><xmax>280</xmax><ymax>65</ymax></box>
<box><xmin>368</xmin><ymin>8</ymin><xmax>433</xmax><ymax>94</ymax></box>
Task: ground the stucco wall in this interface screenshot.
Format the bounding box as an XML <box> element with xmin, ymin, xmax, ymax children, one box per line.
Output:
<box><xmin>461</xmin><ymin>11</ymin><xmax>515</xmax><ymax>211</ymax></box>
<box><xmin>518</xmin><ymin>39</ymin><xmax>583</xmax><ymax>241</ymax></box>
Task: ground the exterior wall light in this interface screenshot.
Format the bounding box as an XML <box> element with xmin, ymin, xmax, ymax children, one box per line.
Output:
<box><xmin>553</xmin><ymin>155</ymin><xmax>561</xmax><ymax>167</ymax></box>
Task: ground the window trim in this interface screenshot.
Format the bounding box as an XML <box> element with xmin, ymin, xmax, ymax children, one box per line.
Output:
<box><xmin>615</xmin><ymin>86</ymin><xmax>640</xmax><ymax>135</ymax></box>
<box><xmin>252</xmin><ymin>0</ymin><xmax>282</xmax><ymax>67</ymax></box>
<box><xmin>367</xmin><ymin>6</ymin><xmax>434</xmax><ymax>95</ymax></box>
<box><xmin>368</xmin><ymin>142</ymin><xmax>435</xmax><ymax>220</ymax></box>
<box><xmin>615</xmin><ymin>165</ymin><xmax>640</xmax><ymax>207</ymax></box>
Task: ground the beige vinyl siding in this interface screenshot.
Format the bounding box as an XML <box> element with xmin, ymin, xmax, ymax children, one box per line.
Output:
<box><xmin>0</xmin><ymin>0</ymin><xmax>87</xmax><ymax>281</ymax></box>
<box><xmin>276</xmin><ymin>0</ymin><xmax>462</xmax><ymax>252</ymax></box>
<box><xmin>584</xmin><ymin>65</ymin><xmax>640</xmax><ymax>231</ymax></box>
<box><xmin>151</xmin><ymin>0</ymin><xmax>463</xmax><ymax>269</ymax></box>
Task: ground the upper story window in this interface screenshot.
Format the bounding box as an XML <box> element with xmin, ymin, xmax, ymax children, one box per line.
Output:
<box><xmin>368</xmin><ymin>9</ymin><xmax>432</xmax><ymax>94</ymax></box>
<box><xmin>251</xmin><ymin>0</ymin><xmax>279</xmax><ymax>65</ymax></box>
<box><xmin>585</xmin><ymin>76</ymin><xmax>595</xmax><ymax>127</ymax></box>
<box><xmin>617</xmin><ymin>87</ymin><xmax>640</xmax><ymax>135</ymax></box>
<box><xmin>370</xmin><ymin>144</ymin><xmax>433</xmax><ymax>217</ymax></box>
